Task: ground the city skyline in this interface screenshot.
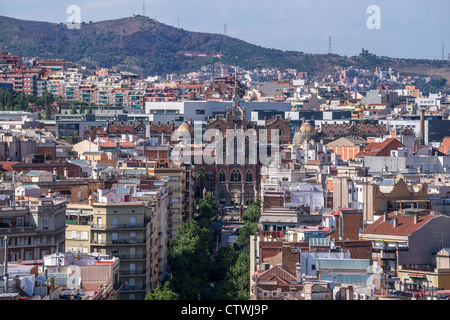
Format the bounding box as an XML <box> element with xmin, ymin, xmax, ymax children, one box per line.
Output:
<box><xmin>0</xmin><ymin>0</ymin><xmax>449</xmax><ymax>61</ymax></box>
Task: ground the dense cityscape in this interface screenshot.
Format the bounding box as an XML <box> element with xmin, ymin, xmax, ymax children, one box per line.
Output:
<box><xmin>0</xmin><ymin>6</ymin><xmax>450</xmax><ymax>306</ymax></box>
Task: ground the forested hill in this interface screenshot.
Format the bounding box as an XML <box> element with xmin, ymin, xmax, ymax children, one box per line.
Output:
<box><xmin>0</xmin><ymin>15</ymin><xmax>449</xmax><ymax>80</ymax></box>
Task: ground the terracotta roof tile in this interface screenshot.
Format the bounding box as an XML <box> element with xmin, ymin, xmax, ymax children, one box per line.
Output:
<box><xmin>362</xmin><ymin>212</ymin><xmax>441</xmax><ymax>236</ymax></box>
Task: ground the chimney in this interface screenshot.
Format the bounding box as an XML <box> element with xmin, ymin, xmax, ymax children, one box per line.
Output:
<box><xmin>414</xmin><ymin>214</ymin><xmax>419</xmax><ymax>224</ymax></box>
<box><xmin>393</xmin><ymin>217</ymin><xmax>398</xmax><ymax>227</ymax></box>
<box><xmin>347</xmin><ymin>286</ymin><xmax>354</xmax><ymax>300</ymax></box>
<box><xmin>383</xmin><ymin>212</ymin><xmax>388</xmax><ymax>221</ymax></box>
<box><xmin>296</xmin><ymin>262</ymin><xmax>301</xmax><ymax>283</ymax></box>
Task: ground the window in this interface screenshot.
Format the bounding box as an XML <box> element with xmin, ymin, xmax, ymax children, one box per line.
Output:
<box><xmin>230</xmin><ymin>170</ymin><xmax>241</xmax><ymax>182</ymax></box>
<box><xmin>196</xmin><ymin>109</ymin><xmax>205</xmax><ymax>114</ymax></box>
<box><xmin>17</xmin><ymin>217</ymin><xmax>24</xmax><ymax>228</ymax></box>
<box><xmin>72</xmin><ymin>231</ymin><xmax>77</xmax><ymax>240</ymax></box>
<box><xmin>42</xmin><ymin>218</ymin><xmax>49</xmax><ymax>228</ymax></box>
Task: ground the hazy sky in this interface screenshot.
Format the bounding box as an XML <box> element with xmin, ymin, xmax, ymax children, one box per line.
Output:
<box><xmin>1</xmin><ymin>0</ymin><xmax>449</xmax><ymax>60</ymax></box>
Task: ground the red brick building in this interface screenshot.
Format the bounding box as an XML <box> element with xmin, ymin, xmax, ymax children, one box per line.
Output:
<box><xmin>200</xmin><ymin>76</ymin><xmax>291</xmax><ymax>206</ymax></box>
<box><xmin>12</xmin><ymin>161</ymin><xmax>82</xmax><ymax>178</ymax></box>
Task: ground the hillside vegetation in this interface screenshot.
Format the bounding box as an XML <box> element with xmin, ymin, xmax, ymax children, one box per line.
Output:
<box><xmin>0</xmin><ymin>15</ymin><xmax>449</xmax><ymax>81</ymax></box>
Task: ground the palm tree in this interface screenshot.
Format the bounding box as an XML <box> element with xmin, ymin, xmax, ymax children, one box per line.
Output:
<box><xmin>194</xmin><ymin>166</ymin><xmax>207</xmax><ymax>198</ymax></box>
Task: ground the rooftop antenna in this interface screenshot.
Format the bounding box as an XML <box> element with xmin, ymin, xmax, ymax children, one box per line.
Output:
<box><xmin>224</xmin><ymin>23</ymin><xmax>227</xmax><ymax>35</ymax></box>
<box><xmin>328</xmin><ymin>36</ymin><xmax>332</xmax><ymax>55</ymax></box>
<box><xmin>442</xmin><ymin>42</ymin><xmax>445</xmax><ymax>61</ymax></box>
<box><xmin>142</xmin><ymin>0</ymin><xmax>145</xmax><ymax>17</ymax></box>
<box><xmin>178</xmin><ymin>17</ymin><xmax>180</xmax><ymax>28</ymax></box>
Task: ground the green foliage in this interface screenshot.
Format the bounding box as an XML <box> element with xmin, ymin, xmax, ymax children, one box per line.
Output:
<box><xmin>414</xmin><ymin>77</ymin><xmax>449</xmax><ymax>95</ymax></box>
<box><xmin>36</xmin><ymin>90</ymin><xmax>54</xmax><ymax>107</ymax></box>
<box><xmin>145</xmin><ymin>282</ymin><xmax>179</xmax><ymax>300</ymax></box>
<box><xmin>195</xmin><ymin>194</ymin><xmax>218</xmax><ymax>229</ymax></box>
<box><xmin>224</xmin><ymin>250</ymin><xmax>251</xmax><ymax>300</ymax></box>
<box><xmin>209</xmin><ymin>245</ymin><xmax>237</xmax><ymax>283</ymax></box>
<box><xmin>168</xmin><ymin>221</ymin><xmax>212</xmax><ymax>300</ymax></box>
<box><xmin>242</xmin><ymin>201</ymin><xmax>261</xmax><ymax>224</ymax></box>
<box><xmin>235</xmin><ymin>222</ymin><xmax>259</xmax><ymax>250</ymax></box>
<box><xmin>59</xmin><ymin>136</ymin><xmax>81</xmax><ymax>144</ymax></box>
<box><xmin>44</xmin><ymin>105</ymin><xmax>51</xmax><ymax>120</ymax></box>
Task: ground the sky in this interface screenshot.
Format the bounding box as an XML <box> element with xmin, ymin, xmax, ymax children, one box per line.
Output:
<box><xmin>1</xmin><ymin>0</ymin><xmax>449</xmax><ymax>60</ymax></box>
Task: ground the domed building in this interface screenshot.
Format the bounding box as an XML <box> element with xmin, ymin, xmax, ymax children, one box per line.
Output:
<box><xmin>292</xmin><ymin>118</ymin><xmax>316</xmax><ymax>144</ymax></box>
<box><xmin>173</xmin><ymin>120</ymin><xmax>193</xmax><ymax>142</ymax></box>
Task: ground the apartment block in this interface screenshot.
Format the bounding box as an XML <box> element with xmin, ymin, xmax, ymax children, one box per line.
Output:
<box><xmin>0</xmin><ymin>197</ymin><xmax>67</xmax><ymax>262</ymax></box>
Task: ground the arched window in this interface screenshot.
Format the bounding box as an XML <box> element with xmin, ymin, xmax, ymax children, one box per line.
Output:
<box><xmin>219</xmin><ymin>190</ymin><xmax>226</xmax><ymax>204</ymax></box>
<box><xmin>230</xmin><ymin>170</ymin><xmax>241</xmax><ymax>182</ymax></box>
<box><xmin>246</xmin><ymin>170</ymin><xmax>253</xmax><ymax>182</ymax></box>
<box><xmin>219</xmin><ymin>170</ymin><xmax>226</xmax><ymax>182</ymax></box>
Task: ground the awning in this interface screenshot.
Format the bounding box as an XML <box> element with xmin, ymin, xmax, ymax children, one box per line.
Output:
<box><xmin>408</xmin><ymin>273</ymin><xmax>426</xmax><ymax>278</ymax></box>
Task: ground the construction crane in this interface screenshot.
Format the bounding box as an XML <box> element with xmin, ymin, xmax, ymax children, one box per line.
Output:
<box><xmin>184</xmin><ymin>50</ymin><xmax>222</xmax><ymax>84</ymax></box>
<box><xmin>353</xmin><ymin>103</ymin><xmax>366</xmax><ymax>138</ymax></box>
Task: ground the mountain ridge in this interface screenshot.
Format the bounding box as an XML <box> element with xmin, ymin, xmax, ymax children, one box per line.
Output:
<box><xmin>0</xmin><ymin>15</ymin><xmax>449</xmax><ymax>81</ymax></box>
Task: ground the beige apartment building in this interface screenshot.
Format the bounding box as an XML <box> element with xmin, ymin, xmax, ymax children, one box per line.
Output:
<box><xmin>147</xmin><ymin>161</ymin><xmax>192</xmax><ymax>240</ymax></box>
<box><xmin>65</xmin><ymin>181</ymin><xmax>169</xmax><ymax>300</ymax></box>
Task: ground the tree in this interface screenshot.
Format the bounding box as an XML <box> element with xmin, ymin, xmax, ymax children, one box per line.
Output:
<box><xmin>37</xmin><ymin>90</ymin><xmax>54</xmax><ymax>107</ymax></box>
<box><xmin>145</xmin><ymin>282</ymin><xmax>179</xmax><ymax>300</ymax></box>
<box><xmin>44</xmin><ymin>105</ymin><xmax>51</xmax><ymax>120</ymax></box>
<box><xmin>70</xmin><ymin>105</ymin><xmax>77</xmax><ymax>114</ymax></box>
<box><xmin>168</xmin><ymin>221</ymin><xmax>212</xmax><ymax>300</ymax></box>
<box><xmin>56</xmin><ymin>95</ymin><xmax>63</xmax><ymax>114</ymax></box>
<box><xmin>224</xmin><ymin>250</ymin><xmax>250</xmax><ymax>300</ymax></box>
<box><xmin>194</xmin><ymin>166</ymin><xmax>207</xmax><ymax>197</ymax></box>
<box><xmin>242</xmin><ymin>202</ymin><xmax>261</xmax><ymax>224</ymax></box>
<box><xmin>235</xmin><ymin>222</ymin><xmax>259</xmax><ymax>250</ymax></box>
<box><xmin>195</xmin><ymin>194</ymin><xmax>218</xmax><ymax>229</ymax></box>
<box><xmin>209</xmin><ymin>245</ymin><xmax>237</xmax><ymax>283</ymax></box>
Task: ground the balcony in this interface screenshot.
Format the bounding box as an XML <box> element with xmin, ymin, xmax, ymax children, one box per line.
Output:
<box><xmin>92</xmin><ymin>223</ymin><xmax>146</xmax><ymax>230</ymax></box>
<box><xmin>110</xmin><ymin>239</ymin><xmax>146</xmax><ymax>245</ymax></box>
<box><xmin>111</xmin><ymin>223</ymin><xmax>146</xmax><ymax>230</ymax></box>
<box><xmin>120</xmin><ymin>269</ymin><xmax>146</xmax><ymax>276</ymax></box>
<box><xmin>117</xmin><ymin>254</ymin><xmax>147</xmax><ymax>260</ymax></box>
<box><xmin>121</xmin><ymin>285</ymin><xmax>147</xmax><ymax>292</ymax></box>
<box><xmin>0</xmin><ymin>223</ymin><xmax>36</xmax><ymax>235</ymax></box>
